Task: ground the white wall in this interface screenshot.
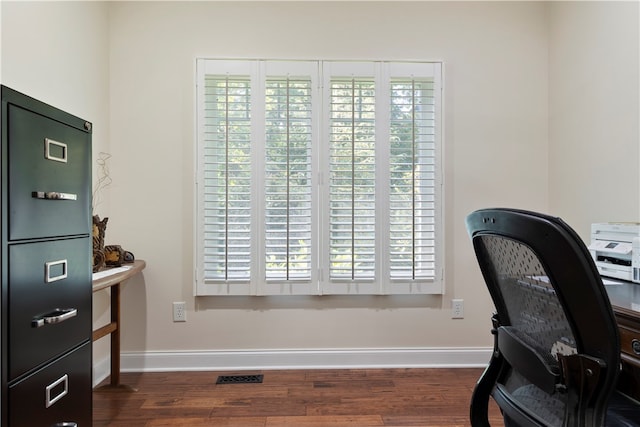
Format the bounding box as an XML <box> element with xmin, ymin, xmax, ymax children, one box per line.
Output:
<box><xmin>106</xmin><ymin>1</ymin><xmax>549</xmax><ymax>368</ymax></box>
<box><xmin>549</xmin><ymin>1</ymin><xmax>640</xmax><ymax>238</ymax></box>
<box><xmin>1</xmin><ymin>0</ymin><xmax>112</xmax><ymax>377</ymax></box>
<box><xmin>4</xmin><ymin>1</ymin><xmax>635</xmax><ymax>375</ymax></box>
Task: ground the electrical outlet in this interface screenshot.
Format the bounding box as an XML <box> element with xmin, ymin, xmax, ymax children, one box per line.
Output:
<box><xmin>173</xmin><ymin>302</ymin><xmax>186</xmax><ymax>322</ymax></box>
<box><xmin>452</xmin><ymin>299</ymin><xmax>464</xmax><ymax>319</ymax></box>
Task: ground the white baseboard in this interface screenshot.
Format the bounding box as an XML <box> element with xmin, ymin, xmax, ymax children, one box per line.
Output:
<box><xmin>91</xmin><ymin>348</ymin><xmax>491</xmax><ymax>384</ymax></box>
<box><xmin>92</xmin><ymin>356</ymin><xmax>112</xmax><ymax>386</ymax></box>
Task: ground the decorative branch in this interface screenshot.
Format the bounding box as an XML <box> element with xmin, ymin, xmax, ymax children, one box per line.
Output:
<box><xmin>92</xmin><ymin>152</ymin><xmax>112</xmax><ymax>213</ymax></box>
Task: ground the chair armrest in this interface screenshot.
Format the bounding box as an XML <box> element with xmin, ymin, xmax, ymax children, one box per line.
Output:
<box><xmin>498</xmin><ymin>326</ymin><xmax>562</xmax><ymax>394</ymax></box>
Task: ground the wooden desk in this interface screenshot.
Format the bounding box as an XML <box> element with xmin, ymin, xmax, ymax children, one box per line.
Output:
<box><xmin>92</xmin><ymin>259</ymin><xmax>146</xmax><ymax>391</ymax></box>
<box><xmin>606</xmin><ymin>281</ymin><xmax>640</xmax><ymax>399</ymax></box>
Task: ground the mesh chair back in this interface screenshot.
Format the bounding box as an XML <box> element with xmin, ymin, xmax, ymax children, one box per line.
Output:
<box><xmin>466</xmin><ymin>208</ymin><xmax>620</xmax><ymax>426</ymax></box>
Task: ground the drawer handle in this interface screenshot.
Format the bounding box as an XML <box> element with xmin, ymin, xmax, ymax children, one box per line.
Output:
<box><xmin>45</xmin><ymin>259</ymin><xmax>68</xmax><ymax>283</ymax></box>
<box><xmin>32</xmin><ymin>308</ymin><xmax>77</xmax><ymax>328</ymax></box>
<box><xmin>44</xmin><ymin>138</ymin><xmax>68</xmax><ymax>163</ymax></box>
<box><xmin>45</xmin><ymin>374</ymin><xmax>68</xmax><ymax>408</ymax></box>
<box><xmin>51</xmin><ymin>423</ymin><xmax>77</xmax><ymax>427</ymax></box>
<box><xmin>32</xmin><ymin>191</ymin><xmax>77</xmax><ymax>201</ymax></box>
<box><xmin>632</xmin><ymin>339</ymin><xmax>640</xmax><ymax>355</ymax></box>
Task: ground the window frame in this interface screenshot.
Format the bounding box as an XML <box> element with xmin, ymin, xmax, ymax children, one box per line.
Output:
<box><xmin>195</xmin><ymin>59</ymin><xmax>444</xmax><ymax>296</ymax></box>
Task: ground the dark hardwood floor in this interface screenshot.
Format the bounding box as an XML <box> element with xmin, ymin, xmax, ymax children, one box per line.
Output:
<box><xmin>93</xmin><ymin>368</ymin><xmax>504</xmax><ymax>426</ymax></box>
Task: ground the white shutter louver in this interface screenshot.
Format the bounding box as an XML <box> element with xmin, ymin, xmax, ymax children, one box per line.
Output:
<box><xmin>265</xmin><ymin>77</ymin><xmax>313</xmax><ymax>281</ymax></box>
<box><xmin>203</xmin><ymin>76</ymin><xmax>252</xmax><ymax>281</ymax></box>
<box><xmin>329</xmin><ymin>78</ymin><xmax>376</xmax><ymax>280</ymax></box>
<box><xmin>389</xmin><ymin>79</ymin><xmax>437</xmax><ymax>280</ymax></box>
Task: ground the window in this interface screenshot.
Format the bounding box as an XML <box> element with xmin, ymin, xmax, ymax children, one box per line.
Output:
<box><xmin>196</xmin><ymin>59</ymin><xmax>443</xmax><ymax>296</ymax></box>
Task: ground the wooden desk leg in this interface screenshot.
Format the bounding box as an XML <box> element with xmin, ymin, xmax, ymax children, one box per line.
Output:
<box><xmin>95</xmin><ymin>282</ymin><xmax>137</xmax><ymax>392</ymax></box>
<box><xmin>110</xmin><ymin>282</ymin><xmax>121</xmax><ymax>387</ymax></box>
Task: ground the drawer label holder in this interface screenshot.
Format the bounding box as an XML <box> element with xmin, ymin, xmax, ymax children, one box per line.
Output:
<box><xmin>44</xmin><ymin>138</ymin><xmax>68</xmax><ymax>163</ymax></box>
<box><xmin>45</xmin><ymin>259</ymin><xmax>68</xmax><ymax>283</ymax></box>
<box><xmin>45</xmin><ymin>374</ymin><xmax>68</xmax><ymax>408</ymax></box>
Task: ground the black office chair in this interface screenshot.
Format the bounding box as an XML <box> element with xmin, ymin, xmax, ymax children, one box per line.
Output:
<box><xmin>466</xmin><ymin>208</ymin><xmax>640</xmax><ymax>427</ymax></box>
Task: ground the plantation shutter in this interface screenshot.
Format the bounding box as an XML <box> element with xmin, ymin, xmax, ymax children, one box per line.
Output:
<box><xmin>328</xmin><ymin>76</ymin><xmax>377</xmax><ymax>281</ymax></box>
<box><xmin>389</xmin><ymin>78</ymin><xmax>437</xmax><ymax>280</ymax></box>
<box><xmin>202</xmin><ymin>75</ymin><xmax>253</xmax><ymax>281</ymax></box>
<box><xmin>264</xmin><ymin>76</ymin><xmax>313</xmax><ymax>281</ymax></box>
<box><xmin>196</xmin><ymin>59</ymin><xmax>443</xmax><ymax>296</ymax></box>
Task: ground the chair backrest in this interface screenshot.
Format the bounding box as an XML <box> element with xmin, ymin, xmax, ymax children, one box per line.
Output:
<box><xmin>466</xmin><ymin>208</ymin><xmax>620</xmax><ymax>426</ymax></box>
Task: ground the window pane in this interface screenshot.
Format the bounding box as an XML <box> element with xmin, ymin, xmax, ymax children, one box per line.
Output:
<box><xmin>329</xmin><ymin>79</ymin><xmax>376</xmax><ymax>280</ymax></box>
<box><xmin>265</xmin><ymin>77</ymin><xmax>313</xmax><ymax>280</ymax></box>
<box><xmin>203</xmin><ymin>76</ymin><xmax>252</xmax><ymax>280</ymax></box>
<box><xmin>389</xmin><ymin>79</ymin><xmax>436</xmax><ymax>280</ymax></box>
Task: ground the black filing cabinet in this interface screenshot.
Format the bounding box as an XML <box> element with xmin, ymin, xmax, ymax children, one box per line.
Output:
<box><xmin>1</xmin><ymin>86</ymin><xmax>92</xmax><ymax>426</ymax></box>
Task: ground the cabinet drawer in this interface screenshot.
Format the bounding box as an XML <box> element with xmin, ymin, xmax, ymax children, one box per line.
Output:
<box><xmin>9</xmin><ymin>238</ymin><xmax>92</xmax><ymax>381</ymax></box>
<box><xmin>9</xmin><ymin>342</ymin><xmax>92</xmax><ymax>427</ymax></box>
<box><xmin>7</xmin><ymin>104</ymin><xmax>90</xmax><ymax>240</ymax></box>
<box><xmin>619</xmin><ymin>324</ymin><xmax>640</xmax><ymax>366</ymax></box>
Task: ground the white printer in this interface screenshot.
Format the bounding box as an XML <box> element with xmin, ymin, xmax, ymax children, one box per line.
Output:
<box><xmin>589</xmin><ymin>222</ymin><xmax>640</xmax><ymax>283</ymax></box>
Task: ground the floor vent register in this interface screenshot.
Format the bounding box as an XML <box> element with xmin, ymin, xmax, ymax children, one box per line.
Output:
<box><xmin>216</xmin><ymin>375</ymin><xmax>264</xmax><ymax>384</ymax></box>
